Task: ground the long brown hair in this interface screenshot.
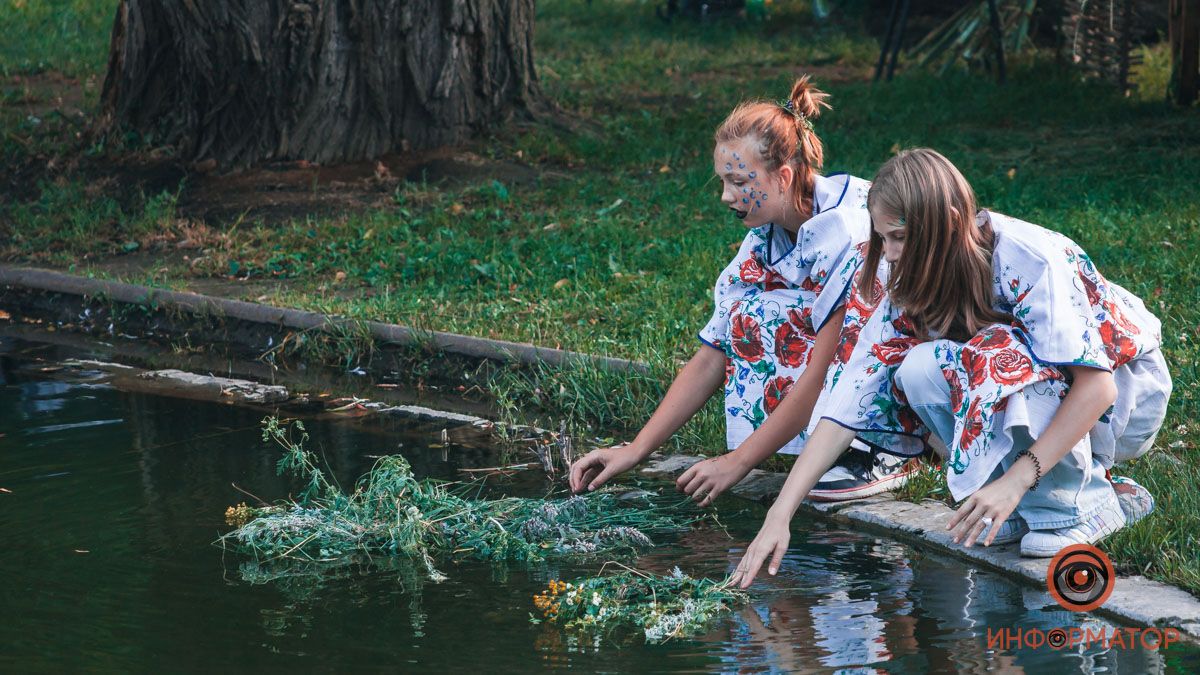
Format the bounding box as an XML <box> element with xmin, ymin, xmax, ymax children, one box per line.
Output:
<box><xmin>714</xmin><ymin>75</ymin><xmax>831</xmax><ymax>219</ymax></box>
<box><xmin>860</xmin><ymin>148</ymin><xmax>1009</xmax><ymax>341</ymax></box>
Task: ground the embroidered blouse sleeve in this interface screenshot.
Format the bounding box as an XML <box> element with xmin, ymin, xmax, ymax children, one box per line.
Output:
<box><xmin>995</xmin><ymin>227</ymin><xmax>1161</xmax><ymax>370</ymax></box>
<box><xmin>807</xmin><ymin>214</ymin><xmax>868</xmax><ymax>333</ymax></box>
<box><xmin>698</xmin><ymin>229</ymin><xmax>764</xmax><ymax>350</ymax></box>
<box><xmin>775</xmin><ymin>210</ymin><xmax>868</xmax><ymax>334</ymax></box>
<box><xmin>812</xmin><ymin>291</ymin><xmax>928</xmax><ymax>455</ymax></box>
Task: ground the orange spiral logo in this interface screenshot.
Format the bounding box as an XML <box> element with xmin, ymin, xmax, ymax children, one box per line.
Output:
<box><xmin>1046</xmin><ymin>544</ymin><xmax>1115</xmax><ymax>612</ymax></box>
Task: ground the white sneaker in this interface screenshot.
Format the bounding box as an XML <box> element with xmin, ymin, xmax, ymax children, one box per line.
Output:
<box><xmin>1019</xmin><ymin>498</ymin><xmax>1127</xmax><ymax>558</ymax></box>
<box><xmin>985</xmin><ymin>514</ymin><xmax>1029</xmax><ymax>546</ymax></box>
<box><xmin>1110</xmin><ymin>475</ymin><xmax>1155</xmax><ymax>525</ymax></box>
<box><xmin>808</xmin><ymin>448</ymin><xmax>920</xmax><ymax>502</ymax></box>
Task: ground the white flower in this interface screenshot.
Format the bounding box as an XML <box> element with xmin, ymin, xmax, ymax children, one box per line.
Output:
<box><xmin>591</xmin><ymin>592</ymin><xmax>602</xmax><ymax>606</ymax></box>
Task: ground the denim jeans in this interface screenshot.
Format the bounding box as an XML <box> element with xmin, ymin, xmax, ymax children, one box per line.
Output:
<box><xmin>894</xmin><ymin>342</ymin><xmax>1119</xmax><ymax>531</ymax></box>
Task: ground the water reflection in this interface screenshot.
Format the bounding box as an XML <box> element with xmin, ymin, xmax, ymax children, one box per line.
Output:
<box><xmin>1</xmin><ymin>342</ymin><xmax>1197</xmax><ymax>673</ymax></box>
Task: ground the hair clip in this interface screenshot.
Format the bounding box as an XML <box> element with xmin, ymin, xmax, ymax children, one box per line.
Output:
<box><xmin>780</xmin><ymin>99</ymin><xmax>814</xmax><ymax>132</ymax></box>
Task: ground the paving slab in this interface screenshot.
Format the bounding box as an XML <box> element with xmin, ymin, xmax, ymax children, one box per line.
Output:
<box><xmin>642</xmin><ymin>453</ymin><xmax>1200</xmax><ymax>641</ymax></box>
<box><xmin>138</xmin><ymin>369</ymin><xmax>290</xmax><ymax>404</ymax></box>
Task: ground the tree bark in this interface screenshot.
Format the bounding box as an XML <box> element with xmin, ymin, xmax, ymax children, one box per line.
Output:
<box><xmin>1169</xmin><ymin>0</ymin><xmax>1200</xmax><ymax>105</ymax></box>
<box><xmin>97</xmin><ymin>0</ymin><xmax>544</xmax><ymax>169</ymax></box>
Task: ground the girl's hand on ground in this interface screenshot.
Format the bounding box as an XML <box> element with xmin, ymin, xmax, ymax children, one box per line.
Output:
<box><xmin>568</xmin><ymin>445</ymin><xmax>642</xmax><ymax>493</ymax></box>
<box><xmin>676</xmin><ymin>454</ymin><xmax>752</xmax><ymax>507</ymax></box>
<box><xmin>729</xmin><ymin>515</ymin><xmax>791</xmax><ymax>589</ymax></box>
<box><xmin>947</xmin><ymin>472</ymin><xmax>1024</xmax><ymax>548</ymax></box>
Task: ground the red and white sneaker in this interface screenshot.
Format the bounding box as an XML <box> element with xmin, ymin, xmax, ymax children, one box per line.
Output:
<box><xmin>807</xmin><ymin>449</ymin><xmax>922</xmax><ymax>502</ymax></box>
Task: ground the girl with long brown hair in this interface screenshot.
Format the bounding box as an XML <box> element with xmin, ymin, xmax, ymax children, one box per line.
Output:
<box><xmin>568</xmin><ymin>77</ymin><xmax>915</xmax><ymax>502</ymax></box>
<box><xmin>731</xmin><ymin>148</ymin><xmax>1170</xmax><ymax>585</ymax></box>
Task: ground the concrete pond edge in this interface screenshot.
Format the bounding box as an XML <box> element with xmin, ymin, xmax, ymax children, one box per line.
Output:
<box><xmin>3</xmin><ymin>264</ymin><xmax>1199</xmax><ymax>642</ymax></box>
<box><xmin>0</xmin><ymin>265</ymin><xmax>647</xmax><ymax>374</ymax></box>
<box><xmin>641</xmin><ymin>454</ymin><xmax>1200</xmax><ymax>642</ymax></box>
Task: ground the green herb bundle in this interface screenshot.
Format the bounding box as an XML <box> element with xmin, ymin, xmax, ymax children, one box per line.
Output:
<box><xmin>532</xmin><ymin>566</ymin><xmax>747</xmax><ymax>642</ymax></box>
<box><xmin>220</xmin><ymin>418</ymin><xmax>700</xmax><ymax>581</ymax></box>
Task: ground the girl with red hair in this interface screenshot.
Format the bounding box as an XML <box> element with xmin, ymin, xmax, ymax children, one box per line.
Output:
<box><xmin>570</xmin><ymin>77</ymin><xmax>914</xmax><ymax>503</ymax></box>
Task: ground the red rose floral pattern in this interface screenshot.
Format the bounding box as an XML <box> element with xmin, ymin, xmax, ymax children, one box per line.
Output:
<box><xmin>698</xmin><ymin>174</ymin><xmax>874</xmax><ymax>454</ymax></box>
<box><xmin>815</xmin><ymin>211</ymin><xmax>1165</xmax><ymax>499</ymax></box>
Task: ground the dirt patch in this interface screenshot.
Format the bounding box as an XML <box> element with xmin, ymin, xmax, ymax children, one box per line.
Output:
<box><xmin>2</xmin><ymin>72</ymin><xmax>92</xmax><ymax>118</ymax></box>
<box><xmin>178</xmin><ymin>149</ymin><xmax>541</xmax><ymax>225</ymax></box>
<box><xmin>2</xmin><ymin>72</ymin><xmax>550</xmax><ymax>228</ymax></box>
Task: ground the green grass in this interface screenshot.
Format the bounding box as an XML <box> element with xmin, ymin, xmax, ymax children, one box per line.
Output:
<box><xmin>2</xmin><ymin>0</ymin><xmax>1200</xmax><ymax>595</ymax></box>
<box><xmin>0</xmin><ymin>0</ymin><xmax>114</xmax><ymax>77</ymax></box>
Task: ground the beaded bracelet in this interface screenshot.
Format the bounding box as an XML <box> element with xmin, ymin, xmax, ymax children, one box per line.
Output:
<box><xmin>1015</xmin><ymin>449</ymin><xmax>1042</xmax><ymax>491</ymax></box>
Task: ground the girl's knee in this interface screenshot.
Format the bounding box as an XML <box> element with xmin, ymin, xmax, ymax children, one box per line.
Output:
<box><xmin>895</xmin><ymin>342</ymin><xmax>945</xmax><ymax>399</ymax></box>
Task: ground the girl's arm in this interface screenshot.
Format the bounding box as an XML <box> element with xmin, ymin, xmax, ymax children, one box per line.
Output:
<box><xmin>729</xmin><ymin>418</ymin><xmax>859</xmax><ymax>588</ymax></box>
<box><xmin>568</xmin><ymin>345</ymin><xmax>726</xmax><ymax>493</ymax></box>
<box><xmin>948</xmin><ymin>365</ymin><xmax>1118</xmax><ymax>547</ymax></box>
<box><xmin>677</xmin><ymin>307</ymin><xmax>848</xmax><ymax>506</ymax></box>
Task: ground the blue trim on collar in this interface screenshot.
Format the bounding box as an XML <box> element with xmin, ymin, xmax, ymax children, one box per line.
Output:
<box><xmin>819</xmin><ymin>172</ymin><xmax>851</xmax><ymax>213</ymax></box>
<box><xmin>764</xmin><ymin>173</ymin><xmax>853</xmax><ymax>266</ymax></box>
<box><xmin>765</xmin><ymin>224</ymin><xmax>794</xmax><ymax>266</ymax></box>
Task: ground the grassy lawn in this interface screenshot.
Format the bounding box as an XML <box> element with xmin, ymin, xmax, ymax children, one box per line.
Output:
<box><xmin>2</xmin><ymin>1</ymin><xmax>1199</xmax><ymax>594</ymax></box>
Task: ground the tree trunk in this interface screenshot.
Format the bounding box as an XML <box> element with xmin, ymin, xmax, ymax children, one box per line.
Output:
<box><xmin>97</xmin><ymin>0</ymin><xmax>544</xmax><ymax>170</ymax></box>
<box><xmin>1169</xmin><ymin>0</ymin><xmax>1200</xmax><ymax>105</ymax></box>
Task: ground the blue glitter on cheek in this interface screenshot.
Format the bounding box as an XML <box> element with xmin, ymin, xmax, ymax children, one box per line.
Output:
<box><xmin>749</xmin><ymin>171</ymin><xmax>757</xmax><ymax>179</ymax></box>
<box><xmin>755</xmin><ymin>200</ymin><xmax>762</xmax><ymax>208</ymax></box>
<box><xmin>738</xmin><ymin>163</ymin><xmax>745</xmax><ymax>169</ymax></box>
<box><xmin>732</xmin><ymin>152</ymin><xmax>741</xmax><ymax>161</ymax></box>
<box><xmin>725</xmin><ymin>163</ymin><xmax>733</xmax><ymax>171</ymax></box>
<box><xmin>742</xmin><ymin>198</ymin><xmax>749</xmax><ymax>204</ymax></box>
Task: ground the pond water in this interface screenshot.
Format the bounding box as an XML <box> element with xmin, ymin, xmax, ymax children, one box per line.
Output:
<box><xmin>2</xmin><ymin>336</ymin><xmax>1198</xmax><ymax>673</ymax></box>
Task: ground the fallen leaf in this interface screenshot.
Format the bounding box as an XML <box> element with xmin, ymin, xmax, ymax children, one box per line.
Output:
<box><xmin>659</xmin><ymin>165</ymin><xmax>671</xmax><ymax>173</ymax></box>
<box><xmin>554</xmin><ymin>278</ymin><xmax>570</xmax><ymax>289</ymax></box>
<box><xmin>0</xmin><ymin>310</ymin><xmax>11</xmax><ymax>320</ymax></box>
<box><xmin>334</xmin><ymin>271</ymin><xmax>347</xmax><ymax>283</ymax></box>
<box><xmin>450</xmin><ymin>203</ymin><xmax>466</xmax><ymax>216</ymax></box>
<box><xmin>1006</xmin><ymin>167</ymin><xmax>1017</xmax><ymax>180</ymax></box>
<box><xmin>73</xmin><ymin>549</ymin><xmax>90</xmax><ymax>554</ymax></box>
<box><xmin>543</xmin><ymin>222</ymin><xmax>560</xmax><ymax>231</ymax></box>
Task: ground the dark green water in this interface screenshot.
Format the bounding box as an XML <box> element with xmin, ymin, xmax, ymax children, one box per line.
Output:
<box><xmin>2</xmin><ymin>337</ymin><xmax>1197</xmax><ymax>673</ymax></box>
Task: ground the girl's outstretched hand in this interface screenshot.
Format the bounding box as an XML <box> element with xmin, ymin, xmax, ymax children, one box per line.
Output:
<box><xmin>676</xmin><ymin>454</ymin><xmax>752</xmax><ymax>507</ymax></box>
<box><xmin>568</xmin><ymin>445</ymin><xmax>642</xmax><ymax>494</ymax></box>
<box><xmin>729</xmin><ymin>514</ymin><xmax>791</xmax><ymax>589</ymax></box>
<box><xmin>946</xmin><ymin>468</ymin><xmax>1027</xmax><ymax>547</ymax></box>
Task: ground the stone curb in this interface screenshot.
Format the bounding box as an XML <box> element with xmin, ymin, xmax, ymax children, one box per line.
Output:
<box><xmin>0</xmin><ymin>265</ymin><xmax>648</xmax><ymax>374</ymax></box>
<box><xmin>55</xmin><ymin>358</ymin><xmax>495</xmax><ymax>429</ymax></box>
<box><xmin>641</xmin><ymin>454</ymin><xmax>1200</xmax><ymax>642</ymax></box>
